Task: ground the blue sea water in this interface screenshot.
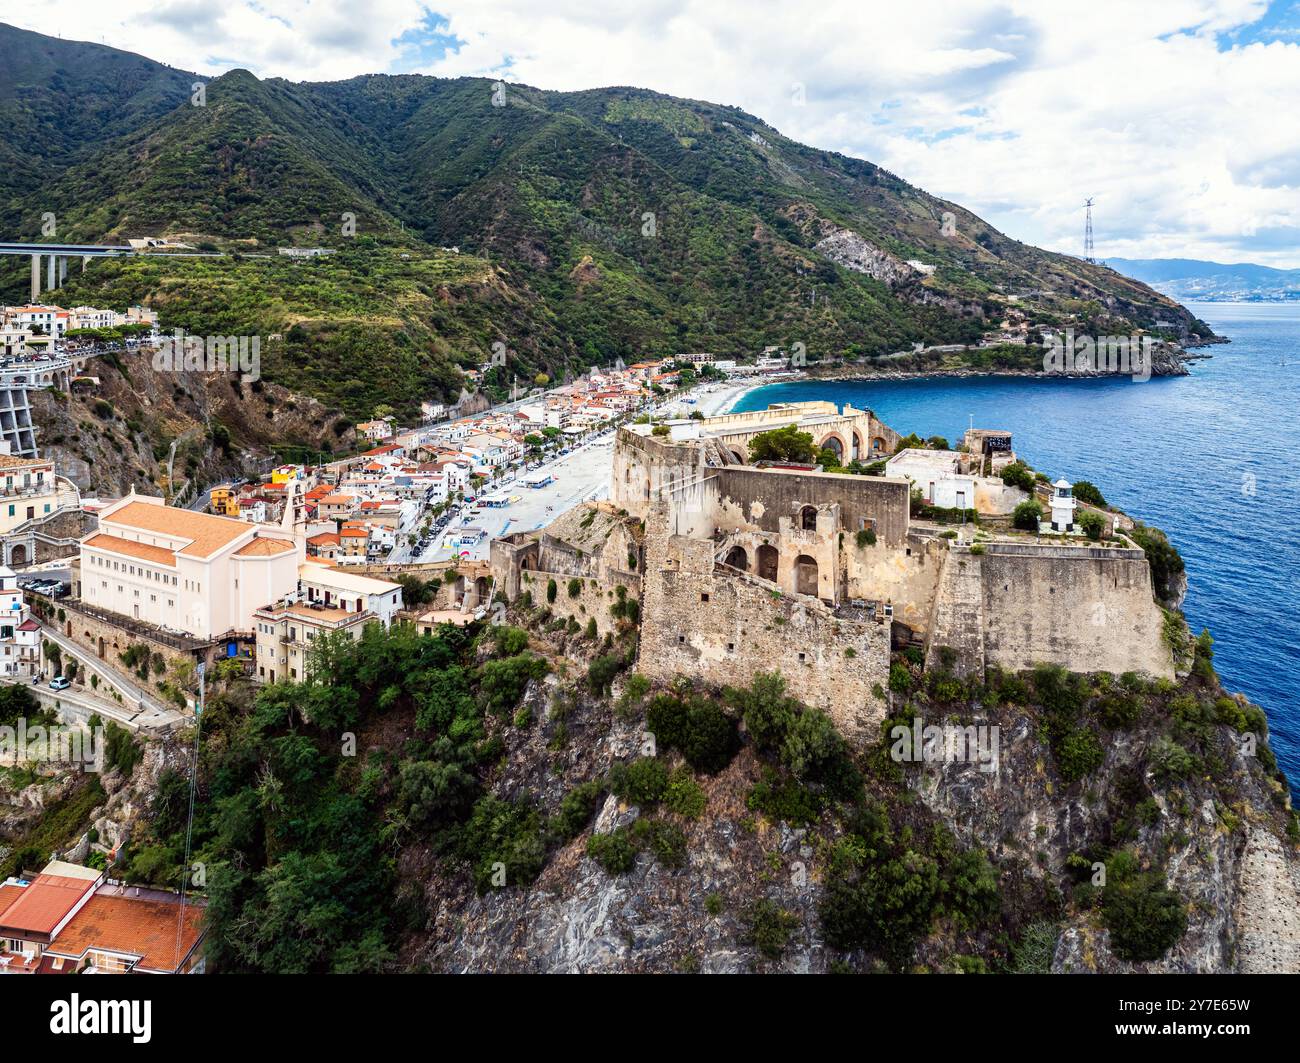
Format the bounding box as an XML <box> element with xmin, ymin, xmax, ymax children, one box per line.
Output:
<box><xmin>731</xmin><ymin>303</ymin><xmax>1300</xmax><ymax>789</ymax></box>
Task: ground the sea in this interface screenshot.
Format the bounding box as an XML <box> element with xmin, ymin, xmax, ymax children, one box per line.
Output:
<box><xmin>730</xmin><ymin>302</ymin><xmax>1300</xmax><ymax>790</ymax></box>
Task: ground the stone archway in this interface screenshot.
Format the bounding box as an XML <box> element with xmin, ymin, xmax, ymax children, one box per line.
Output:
<box><xmin>795</xmin><ymin>554</ymin><xmax>819</xmax><ymax>596</ymax></box>
<box><xmin>724</xmin><ymin>545</ymin><xmax>748</xmax><ymax>571</ymax></box>
<box><xmin>800</xmin><ymin>505</ymin><xmax>818</xmax><ymax>531</ymax></box>
<box><xmin>757</xmin><ymin>543</ymin><xmax>779</xmax><ymax>583</ymax></box>
<box><xmin>9</xmin><ymin>543</ymin><xmax>26</xmax><ymax>566</ymax></box>
<box><xmin>852</xmin><ymin>431</ymin><xmax>864</xmax><ymax>461</ymax></box>
<box><xmin>819</xmin><ymin>434</ymin><xmax>844</xmax><ymax>462</ymax></box>
<box><xmin>871</xmin><ymin>436</ymin><xmax>887</xmax><ymax>454</ymax></box>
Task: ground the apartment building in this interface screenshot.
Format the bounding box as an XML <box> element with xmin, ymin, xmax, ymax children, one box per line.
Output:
<box><xmin>253</xmin><ymin>561</ymin><xmax>402</xmax><ymax>681</ymax></box>
<box><xmin>0</xmin><ymin>450</ymin><xmax>59</xmax><ymax>533</ymax></box>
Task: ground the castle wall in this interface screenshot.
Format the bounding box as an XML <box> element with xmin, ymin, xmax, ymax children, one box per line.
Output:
<box><xmin>927</xmin><ymin>542</ymin><xmax>1175</xmax><ymax>679</ymax></box>
<box><xmin>639</xmin><ymin>508</ymin><xmax>890</xmax><ymax>739</ymax></box>
<box><xmin>518</xmin><ymin>568</ymin><xmax>640</xmax><ymax>638</ymax></box>
<box><xmin>712</xmin><ymin>467</ymin><xmax>910</xmax><ymax>547</ymax></box>
<box><xmin>845</xmin><ymin>532</ymin><xmax>947</xmax><ymax>635</ymax></box>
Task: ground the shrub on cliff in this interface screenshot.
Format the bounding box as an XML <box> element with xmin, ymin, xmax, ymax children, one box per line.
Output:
<box><xmin>609</xmin><ymin>757</ymin><xmax>669</xmax><ymax>805</ymax></box>
<box><xmin>1000</xmin><ymin>461</ymin><xmax>1036</xmax><ymax>491</ymax></box>
<box><xmin>1102</xmin><ymin>868</ymin><xmax>1187</xmax><ymax>962</ymax></box>
<box><xmin>1072</xmin><ymin>480</ymin><xmax>1106</xmax><ymax>507</ymax></box>
<box><xmin>647</xmin><ymin>689</ymin><xmax>739</xmax><ymax>774</ymax></box>
<box><xmin>1129</xmin><ymin>522</ymin><xmax>1185</xmax><ymax>604</ymax></box>
<box><xmin>587</xmin><ymin>827</ymin><xmax>638</xmax><ymax>874</ymax></box>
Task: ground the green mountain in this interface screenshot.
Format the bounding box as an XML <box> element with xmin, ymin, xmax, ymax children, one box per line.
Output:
<box><xmin>0</xmin><ymin>23</ymin><xmax>1215</xmax><ymax>420</ymax></box>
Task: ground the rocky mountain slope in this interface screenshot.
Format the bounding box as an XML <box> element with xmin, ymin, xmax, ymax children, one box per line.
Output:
<box><xmin>0</xmin><ymin>23</ymin><xmax>1216</xmax><ymax>421</ymax></box>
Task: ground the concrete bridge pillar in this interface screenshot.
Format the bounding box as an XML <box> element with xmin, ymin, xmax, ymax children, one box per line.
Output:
<box><xmin>30</xmin><ymin>254</ymin><xmax>40</xmax><ymax>301</ymax></box>
<box><xmin>58</xmin><ymin>256</ymin><xmax>67</xmax><ymax>286</ymax></box>
<box><xmin>46</xmin><ymin>255</ymin><xmax>55</xmax><ymax>293</ymax></box>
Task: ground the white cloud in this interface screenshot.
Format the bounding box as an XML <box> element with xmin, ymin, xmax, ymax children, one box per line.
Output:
<box><xmin>3</xmin><ymin>0</ymin><xmax>1297</xmax><ymax>265</ymax></box>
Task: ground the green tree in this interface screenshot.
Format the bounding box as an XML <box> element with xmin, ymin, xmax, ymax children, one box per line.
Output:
<box><xmin>748</xmin><ymin>425</ymin><xmax>816</xmax><ymax>464</ymax></box>
<box><xmin>1012</xmin><ymin>500</ymin><xmax>1043</xmax><ymax>531</ymax></box>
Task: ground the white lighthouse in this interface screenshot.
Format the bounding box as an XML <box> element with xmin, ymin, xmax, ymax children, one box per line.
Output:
<box><xmin>1049</xmin><ymin>479</ymin><xmax>1076</xmax><ymax>532</ymax></box>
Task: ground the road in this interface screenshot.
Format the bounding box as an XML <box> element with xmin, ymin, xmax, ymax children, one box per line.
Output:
<box><xmin>3</xmin><ymin>676</ymin><xmax>181</xmax><ymax>733</ymax></box>
<box><xmin>423</xmin><ymin>430</ymin><xmax>618</xmax><ymax>564</ymax></box>
<box><xmin>38</xmin><ymin>624</ymin><xmax>187</xmax><ymax>729</ymax></box>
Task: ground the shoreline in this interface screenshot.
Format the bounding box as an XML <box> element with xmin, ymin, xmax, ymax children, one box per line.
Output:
<box><xmin>691</xmin><ymin>363</ymin><xmax>1207</xmax><ymax>417</ymax></box>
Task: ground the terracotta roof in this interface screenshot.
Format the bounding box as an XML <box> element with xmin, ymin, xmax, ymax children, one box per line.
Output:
<box><xmin>83</xmin><ymin>533</ymin><xmax>176</xmax><ymax>568</ymax></box>
<box><xmin>47</xmin><ymin>893</ymin><xmax>205</xmax><ymax>973</ymax></box>
<box><xmin>307</xmin><ymin>532</ymin><xmax>339</xmax><ymax>546</ymax></box>
<box><xmin>0</xmin><ymin>874</ymin><xmax>97</xmax><ymax>936</ymax></box>
<box><xmin>233</xmin><ymin>537</ymin><xmax>295</xmax><ymax>557</ymax></box>
<box><xmin>0</xmin><ymin>883</ymin><xmax>25</xmax><ymax>920</ymax></box>
<box><xmin>0</xmin><ymin>453</ymin><xmax>51</xmax><ymax>471</ymax></box>
<box><xmin>17</xmin><ymin>618</ymin><xmax>39</xmax><ymax>631</ymax></box>
<box><xmin>104</xmin><ymin>500</ymin><xmax>251</xmax><ymax>558</ymax></box>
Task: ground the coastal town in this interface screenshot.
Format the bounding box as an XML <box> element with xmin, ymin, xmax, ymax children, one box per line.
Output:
<box><xmin>1</xmin><ymin>2</ymin><xmax>1296</xmax><ymax>1000</ymax></box>
<box><xmin>0</xmin><ymin>285</ymin><xmax>1288</xmax><ymax>977</ymax></box>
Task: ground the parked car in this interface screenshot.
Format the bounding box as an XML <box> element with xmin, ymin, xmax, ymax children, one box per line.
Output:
<box><xmin>50</xmin><ymin>676</ymin><xmax>71</xmax><ymax>691</ymax></box>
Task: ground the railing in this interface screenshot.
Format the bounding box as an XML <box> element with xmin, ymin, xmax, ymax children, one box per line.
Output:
<box><xmin>55</xmin><ymin>596</ymin><xmax>215</xmax><ymax>651</ymax></box>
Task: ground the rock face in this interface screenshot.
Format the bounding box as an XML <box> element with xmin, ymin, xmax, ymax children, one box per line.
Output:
<box><xmin>31</xmin><ymin>350</ymin><xmax>351</xmax><ymax>498</ymax></box>
<box><xmin>405</xmin><ymin>656</ymin><xmax>1298</xmax><ymax>974</ymax></box>
<box><xmin>814</xmin><ymin>228</ymin><xmax>917</xmax><ymax>287</ymax></box>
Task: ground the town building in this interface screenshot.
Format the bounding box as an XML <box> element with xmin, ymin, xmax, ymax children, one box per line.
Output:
<box><xmin>79</xmin><ymin>491</ymin><xmax>299</xmax><ymax>639</ymax></box>
<box><xmin>0</xmin><ymin>862</ymin><xmax>204</xmax><ymax>974</ymax></box>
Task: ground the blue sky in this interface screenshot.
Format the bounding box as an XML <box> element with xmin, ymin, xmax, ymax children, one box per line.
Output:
<box><xmin>5</xmin><ymin>0</ymin><xmax>1298</xmax><ymax>266</ymax></box>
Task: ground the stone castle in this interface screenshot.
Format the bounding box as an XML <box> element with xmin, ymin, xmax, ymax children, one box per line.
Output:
<box><xmin>493</xmin><ymin>401</ymin><xmax>1174</xmax><ymax>740</ymax></box>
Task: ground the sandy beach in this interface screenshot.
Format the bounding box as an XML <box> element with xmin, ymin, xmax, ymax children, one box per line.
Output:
<box><xmin>690</xmin><ymin>376</ymin><xmax>773</xmax><ymax>417</ymax></box>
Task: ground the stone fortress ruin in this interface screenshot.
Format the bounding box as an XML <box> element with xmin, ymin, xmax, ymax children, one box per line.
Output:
<box><xmin>493</xmin><ymin>401</ymin><xmax>1174</xmax><ymax>741</ymax></box>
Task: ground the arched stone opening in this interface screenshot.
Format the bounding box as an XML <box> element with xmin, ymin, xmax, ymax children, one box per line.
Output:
<box><xmin>724</xmin><ymin>545</ymin><xmax>748</xmax><ymax>571</ymax></box>
<box><xmin>819</xmin><ymin>434</ymin><xmax>844</xmax><ymax>462</ymax></box>
<box><xmin>8</xmin><ymin>543</ymin><xmax>25</xmax><ymax>566</ymax></box>
<box><xmin>800</xmin><ymin>505</ymin><xmax>818</xmax><ymax>531</ymax></box>
<box><xmin>871</xmin><ymin>436</ymin><xmax>887</xmax><ymax>454</ymax></box>
<box><xmin>852</xmin><ymin>431</ymin><xmax>864</xmax><ymax>461</ymax></box>
<box><xmin>757</xmin><ymin>544</ymin><xmax>779</xmax><ymax>583</ymax></box>
<box><xmin>795</xmin><ymin>554</ymin><xmax>819</xmax><ymax>597</ymax></box>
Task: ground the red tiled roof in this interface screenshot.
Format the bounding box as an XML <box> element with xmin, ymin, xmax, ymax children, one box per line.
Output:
<box><xmin>0</xmin><ymin>874</ymin><xmax>97</xmax><ymax>936</ymax></box>
<box><xmin>48</xmin><ymin>892</ymin><xmax>205</xmax><ymax>973</ymax></box>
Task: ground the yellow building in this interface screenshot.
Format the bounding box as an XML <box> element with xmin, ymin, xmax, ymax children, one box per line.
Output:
<box><xmin>209</xmin><ymin>487</ymin><xmax>239</xmax><ymax>517</ymax></box>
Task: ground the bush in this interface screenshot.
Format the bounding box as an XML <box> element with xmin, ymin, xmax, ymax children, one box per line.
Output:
<box><xmin>632</xmin><ymin>817</ymin><xmax>687</xmax><ymax>868</ymax></box>
<box><xmin>1013</xmin><ymin>922</ymin><xmax>1060</xmax><ymax>973</ymax></box>
<box><xmin>1000</xmin><ymin>461</ymin><xmax>1036</xmax><ymax>491</ymax></box>
<box><xmin>546</xmin><ymin>579</ymin><xmax>557</xmax><ymax>604</ymax></box>
<box><xmin>855</xmin><ymin>528</ymin><xmax>876</xmax><ymax>548</ymax></box>
<box><xmin>1103</xmin><ymin>871</ymin><xmax>1187</xmax><ymax>962</ymax></box>
<box><xmin>1012</xmin><ymin>500</ymin><xmax>1043</xmax><ymax>531</ymax></box>
<box><xmin>549</xmin><ymin>780</ymin><xmax>605</xmax><ymax>844</ymax></box>
<box><xmin>1078</xmin><ymin>510</ymin><xmax>1104</xmax><ymax>541</ymax></box>
<box><xmin>740</xmin><ymin>900</ymin><xmax>800</xmax><ymax>961</ymax></box>
<box><xmin>1072</xmin><ymin>480</ymin><xmax>1106</xmax><ymax>507</ymax></box>
<box><xmin>587</xmin><ymin>828</ymin><xmax>637</xmax><ymax>874</ymax></box>
<box><xmin>567</xmin><ymin>578</ymin><xmax>582</xmax><ymax>599</ymax></box>
<box><xmin>664</xmin><ymin>768</ymin><xmax>706</xmax><ymax>818</ymax></box>
<box><xmin>587</xmin><ymin>652</ymin><xmax>626</xmax><ymax>695</ymax></box>
<box><xmin>646</xmin><ymin>690</ymin><xmax>739</xmax><ymax>774</ymax></box>
<box><xmin>609</xmin><ymin>757</ymin><xmax>669</xmax><ymax>805</ymax></box>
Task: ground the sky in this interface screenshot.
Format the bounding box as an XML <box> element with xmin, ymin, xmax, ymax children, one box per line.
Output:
<box><xmin>5</xmin><ymin>0</ymin><xmax>1300</xmax><ymax>267</ymax></box>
